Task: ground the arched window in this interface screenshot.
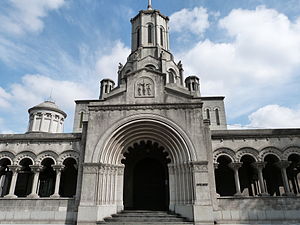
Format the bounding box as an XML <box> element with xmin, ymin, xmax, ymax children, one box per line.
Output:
<box><xmin>0</xmin><ymin>158</ymin><xmax>12</xmax><ymax>197</ymax></box>
<box><xmin>38</xmin><ymin>158</ymin><xmax>56</xmax><ymax>197</ymax></box>
<box><xmin>239</xmin><ymin>155</ymin><xmax>258</xmax><ymax>196</ymax></box>
<box><xmin>137</xmin><ymin>28</ymin><xmax>141</xmax><ymax>48</ymax></box>
<box><xmin>79</xmin><ymin>112</ymin><xmax>84</xmax><ymax>128</ymax></box>
<box><xmin>160</xmin><ymin>28</ymin><xmax>164</xmax><ymax>46</ymax></box>
<box><xmin>215</xmin><ymin>155</ymin><xmax>235</xmax><ymax>196</ymax></box>
<box><xmin>148</xmin><ymin>24</ymin><xmax>153</xmax><ymax>43</ymax></box>
<box><xmin>286</xmin><ymin>154</ymin><xmax>300</xmax><ymax>195</ymax></box>
<box><xmin>215</xmin><ymin>109</ymin><xmax>220</xmax><ymax>125</ymax></box>
<box><xmin>15</xmin><ymin>158</ymin><xmax>33</xmax><ymax>197</ymax></box>
<box><xmin>59</xmin><ymin>158</ymin><xmax>78</xmax><ymax>197</ymax></box>
<box><xmin>206</xmin><ymin>109</ymin><xmax>211</xmax><ymax>125</ymax></box>
<box><xmin>263</xmin><ymin>154</ymin><xmax>282</xmax><ymax>196</ymax></box>
<box><xmin>168</xmin><ymin>70</ymin><xmax>175</xmax><ymax>83</ymax></box>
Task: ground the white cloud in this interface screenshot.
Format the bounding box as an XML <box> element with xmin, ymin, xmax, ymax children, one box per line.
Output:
<box><xmin>177</xmin><ymin>6</ymin><xmax>300</xmax><ymax>120</ymax></box>
<box><xmin>248</xmin><ymin>105</ymin><xmax>300</xmax><ymax>128</ymax></box>
<box><xmin>95</xmin><ymin>41</ymin><xmax>131</xmax><ymax>82</ymax></box>
<box><xmin>0</xmin><ymin>87</ymin><xmax>12</xmax><ymax>109</ymax></box>
<box><xmin>0</xmin><ymin>0</ymin><xmax>65</xmax><ymax>35</ymax></box>
<box><xmin>169</xmin><ymin>7</ymin><xmax>209</xmax><ymax>35</ymax></box>
<box><xmin>8</xmin><ymin>74</ymin><xmax>94</xmax><ymax>111</ymax></box>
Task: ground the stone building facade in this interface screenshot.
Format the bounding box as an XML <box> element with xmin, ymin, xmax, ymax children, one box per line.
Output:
<box><xmin>0</xmin><ymin>4</ymin><xmax>300</xmax><ymax>225</ymax></box>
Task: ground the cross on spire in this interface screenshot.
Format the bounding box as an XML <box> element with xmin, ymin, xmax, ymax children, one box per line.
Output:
<box><xmin>148</xmin><ymin>0</ymin><xmax>152</xmax><ymax>10</ymax></box>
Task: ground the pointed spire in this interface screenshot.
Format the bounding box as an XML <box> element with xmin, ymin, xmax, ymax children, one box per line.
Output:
<box><xmin>147</xmin><ymin>0</ymin><xmax>152</xmax><ymax>10</ymax></box>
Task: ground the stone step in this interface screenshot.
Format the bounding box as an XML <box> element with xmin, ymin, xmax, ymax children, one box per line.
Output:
<box><xmin>98</xmin><ymin>210</ymin><xmax>194</xmax><ymax>225</ymax></box>
<box><xmin>98</xmin><ymin>223</ymin><xmax>194</xmax><ymax>225</ymax></box>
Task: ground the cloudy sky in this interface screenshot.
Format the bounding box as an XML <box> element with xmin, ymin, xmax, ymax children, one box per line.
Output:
<box><xmin>0</xmin><ymin>0</ymin><xmax>300</xmax><ymax>133</ymax></box>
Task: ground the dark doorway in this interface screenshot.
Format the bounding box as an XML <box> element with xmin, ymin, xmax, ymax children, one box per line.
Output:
<box><xmin>123</xmin><ymin>141</ymin><xmax>169</xmax><ymax>211</ymax></box>
<box><xmin>133</xmin><ymin>158</ymin><xmax>166</xmax><ymax>210</ymax></box>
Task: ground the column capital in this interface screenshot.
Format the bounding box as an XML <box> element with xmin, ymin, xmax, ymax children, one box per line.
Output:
<box><xmin>251</xmin><ymin>161</ymin><xmax>267</xmax><ymax>170</ymax></box>
<box><xmin>214</xmin><ymin>162</ymin><xmax>219</xmax><ymax>169</ymax></box>
<box><xmin>229</xmin><ymin>162</ymin><xmax>243</xmax><ymax>170</ymax></box>
<box><xmin>7</xmin><ymin>165</ymin><xmax>21</xmax><ymax>173</ymax></box>
<box><xmin>52</xmin><ymin>164</ymin><xmax>65</xmax><ymax>172</ymax></box>
<box><xmin>29</xmin><ymin>165</ymin><xmax>43</xmax><ymax>172</ymax></box>
<box><xmin>275</xmin><ymin>160</ymin><xmax>291</xmax><ymax>169</ymax></box>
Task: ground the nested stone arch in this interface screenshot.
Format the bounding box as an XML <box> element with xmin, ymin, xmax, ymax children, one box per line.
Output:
<box><xmin>93</xmin><ymin>113</ymin><xmax>196</xmax><ymax>165</ymax></box>
<box><xmin>259</xmin><ymin>147</ymin><xmax>282</xmax><ymax>161</ymax></box>
<box><xmin>14</xmin><ymin>151</ymin><xmax>36</xmax><ymax>165</ymax></box>
<box><xmin>36</xmin><ymin>151</ymin><xmax>58</xmax><ymax>166</ymax></box>
<box><xmin>0</xmin><ymin>151</ymin><xmax>15</xmax><ymax>164</ymax></box>
<box><xmin>236</xmin><ymin>147</ymin><xmax>259</xmax><ymax>162</ymax></box>
<box><xmin>282</xmin><ymin>146</ymin><xmax>300</xmax><ymax>160</ymax></box>
<box><xmin>213</xmin><ymin>148</ymin><xmax>236</xmax><ymax>163</ymax></box>
<box><xmin>57</xmin><ymin>151</ymin><xmax>79</xmax><ymax>165</ymax></box>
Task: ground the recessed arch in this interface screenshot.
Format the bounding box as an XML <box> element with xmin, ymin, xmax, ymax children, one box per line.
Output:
<box><xmin>14</xmin><ymin>151</ymin><xmax>36</xmax><ymax>165</ymax></box>
<box><xmin>36</xmin><ymin>151</ymin><xmax>58</xmax><ymax>166</ymax></box>
<box><xmin>283</xmin><ymin>146</ymin><xmax>300</xmax><ymax>160</ymax></box>
<box><xmin>213</xmin><ymin>148</ymin><xmax>236</xmax><ymax>163</ymax></box>
<box><xmin>236</xmin><ymin>147</ymin><xmax>259</xmax><ymax>162</ymax></box>
<box><xmin>57</xmin><ymin>151</ymin><xmax>79</xmax><ymax>165</ymax></box>
<box><xmin>0</xmin><ymin>151</ymin><xmax>14</xmax><ymax>164</ymax></box>
<box><xmin>92</xmin><ymin>114</ymin><xmax>196</xmax><ymax>165</ymax></box>
<box><xmin>259</xmin><ymin>147</ymin><xmax>282</xmax><ymax>161</ymax></box>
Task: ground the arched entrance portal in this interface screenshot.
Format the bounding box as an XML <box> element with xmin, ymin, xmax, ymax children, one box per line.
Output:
<box><xmin>122</xmin><ymin>141</ymin><xmax>170</xmax><ymax>210</ymax></box>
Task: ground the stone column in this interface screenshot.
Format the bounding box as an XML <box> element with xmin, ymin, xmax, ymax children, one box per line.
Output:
<box><xmin>4</xmin><ymin>165</ymin><xmax>20</xmax><ymax>198</ymax></box>
<box><xmin>49</xmin><ymin>114</ymin><xmax>54</xmax><ymax>132</ymax></box>
<box><xmin>213</xmin><ymin>163</ymin><xmax>221</xmax><ymax>197</ymax></box>
<box><xmin>28</xmin><ymin>165</ymin><xmax>43</xmax><ymax>198</ymax></box>
<box><xmin>276</xmin><ymin>160</ymin><xmax>294</xmax><ymax>196</ymax></box>
<box><xmin>39</xmin><ymin>113</ymin><xmax>45</xmax><ymax>131</ymax></box>
<box><xmin>116</xmin><ymin>165</ymin><xmax>124</xmax><ymax>212</ymax></box>
<box><xmin>229</xmin><ymin>162</ymin><xmax>243</xmax><ymax>196</ymax></box>
<box><xmin>168</xmin><ymin>164</ymin><xmax>175</xmax><ymax>211</ymax></box>
<box><xmin>251</xmin><ymin>162</ymin><xmax>269</xmax><ymax>196</ymax></box>
<box><xmin>51</xmin><ymin>165</ymin><xmax>65</xmax><ymax>198</ymax></box>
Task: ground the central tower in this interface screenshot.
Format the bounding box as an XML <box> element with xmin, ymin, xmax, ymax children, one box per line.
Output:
<box><xmin>77</xmin><ymin>2</ymin><xmax>217</xmax><ymax>225</ymax></box>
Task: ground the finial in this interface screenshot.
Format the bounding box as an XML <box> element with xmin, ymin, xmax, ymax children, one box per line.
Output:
<box><xmin>47</xmin><ymin>88</ymin><xmax>54</xmax><ymax>102</ymax></box>
<box><xmin>148</xmin><ymin>0</ymin><xmax>152</xmax><ymax>10</ymax></box>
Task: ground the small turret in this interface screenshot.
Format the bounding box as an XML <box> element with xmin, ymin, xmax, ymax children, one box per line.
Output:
<box><xmin>27</xmin><ymin>101</ymin><xmax>67</xmax><ymax>133</ymax></box>
<box><xmin>99</xmin><ymin>79</ymin><xmax>115</xmax><ymax>100</ymax></box>
<box><xmin>185</xmin><ymin>76</ymin><xmax>200</xmax><ymax>96</ymax></box>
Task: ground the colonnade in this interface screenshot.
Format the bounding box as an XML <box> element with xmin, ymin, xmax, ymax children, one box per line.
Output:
<box><xmin>215</xmin><ymin>155</ymin><xmax>300</xmax><ymax>197</ymax></box>
<box><xmin>0</xmin><ymin>157</ymin><xmax>77</xmax><ymax>198</ymax></box>
<box><xmin>4</xmin><ymin>164</ymin><xmax>65</xmax><ymax>198</ymax></box>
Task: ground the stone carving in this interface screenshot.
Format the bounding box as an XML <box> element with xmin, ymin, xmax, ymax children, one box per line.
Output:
<box><xmin>135</xmin><ymin>77</ymin><xmax>155</xmax><ymax>98</ymax></box>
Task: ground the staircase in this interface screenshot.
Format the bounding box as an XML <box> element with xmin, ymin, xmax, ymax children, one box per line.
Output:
<box><xmin>98</xmin><ymin>210</ymin><xmax>194</xmax><ymax>225</ymax></box>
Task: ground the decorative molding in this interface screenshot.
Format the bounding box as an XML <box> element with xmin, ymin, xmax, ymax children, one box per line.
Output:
<box><xmin>191</xmin><ymin>161</ymin><xmax>208</xmax><ymax>172</ymax></box>
<box><xmin>89</xmin><ymin>103</ymin><xmax>203</xmax><ymax>112</ymax></box>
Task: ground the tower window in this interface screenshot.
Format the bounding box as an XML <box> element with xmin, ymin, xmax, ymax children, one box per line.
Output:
<box><xmin>137</xmin><ymin>28</ymin><xmax>140</xmax><ymax>48</ymax></box>
<box><xmin>215</xmin><ymin>109</ymin><xmax>220</xmax><ymax>125</ymax></box>
<box><xmin>160</xmin><ymin>28</ymin><xmax>164</xmax><ymax>46</ymax></box>
<box><xmin>148</xmin><ymin>24</ymin><xmax>153</xmax><ymax>43</ymax></box>
<box><xmin>79</xmin><ymin>112</ymin><xmax>83</xmax><ymax>128</ymax></box>
<box><xmin>206</xmin><ymin>109</ymin><xmax>211</xmax><ymax>125</ymax></box>
<box><xmin>168</xmin><ymin>70</ymin><xmax>175</xmax><ymax>83</ymax></box>
<box><xmin>104</xmin><ymin>84</ymin><xmax>108</xmax><ymax>93</ymax></box>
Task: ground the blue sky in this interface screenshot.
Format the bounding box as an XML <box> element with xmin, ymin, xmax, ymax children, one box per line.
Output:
<box><xmin>0</xmin><ymin>0</ymin><xmax>300</xmax><ymax>133</ymax></box>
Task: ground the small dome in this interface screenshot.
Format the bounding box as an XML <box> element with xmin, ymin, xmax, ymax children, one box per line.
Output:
<box><xmin>28</xmin><ymin>101</ymin><xmax>67</xmax><ymax>117</ymax></box>
<box><xmin>27</xmin><ymin>100</ymin><xmax>67</xmax><ymax>133</ymax></box>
